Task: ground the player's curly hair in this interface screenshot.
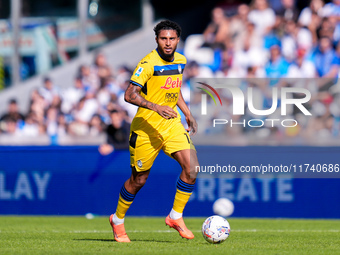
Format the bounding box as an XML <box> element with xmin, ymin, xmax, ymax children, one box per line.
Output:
<box><xmin>153</xmin><ymin>20</ymin><xmax>182</xmax><ymax>37</ymax></box>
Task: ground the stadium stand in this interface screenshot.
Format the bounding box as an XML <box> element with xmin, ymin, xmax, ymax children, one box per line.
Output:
<box><xmin>1</xmin><ymin>0</ymin><xmax>340</xmax><ymax>146</ymax></box>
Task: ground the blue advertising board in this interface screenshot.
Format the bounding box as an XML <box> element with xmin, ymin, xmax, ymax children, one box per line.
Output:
<box><xmin>0</xmin><ymin>146</ymin><xmax>339</xmax><ymax>218</ymax></box>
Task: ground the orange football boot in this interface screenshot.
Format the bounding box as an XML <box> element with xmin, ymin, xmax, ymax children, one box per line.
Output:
<box><xmin>109</xmin><ymin>214</ymin><xmax>131</xmax><ymax>242</ymax></box>
<box><xmin>165</xmin><ymin>215</ymin><xmax>194</xmax><ymax>239</ymax></box>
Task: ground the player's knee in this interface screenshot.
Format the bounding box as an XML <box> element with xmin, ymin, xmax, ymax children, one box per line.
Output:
<box><xmin>131</xmin><ymin>171</ymin><xmax>149</xmax><ymax>190</ymax></box>
<box><xmin>136</xmin><ymin>175</ymin><xmax>148</xmax><ymax>187</ymax></box>
<box><xmin>182</xmin><ymin>163</ymin><xmax>199</xmax><ymax>180</ymax></box>
<box><xmin>180</xmin><ymin>170</ymin><xmax>196</xmax><ymax>185</ymax></box>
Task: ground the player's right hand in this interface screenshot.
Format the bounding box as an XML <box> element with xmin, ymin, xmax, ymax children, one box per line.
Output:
<box><xmin>156</xmin><ymin>105</ymin><xmax>177</xmax><ymax>119</ymax></box>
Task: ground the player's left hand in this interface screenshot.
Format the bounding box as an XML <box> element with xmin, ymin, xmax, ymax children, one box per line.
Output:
<box><xmin>186</xmin><ymin>115</ymin><xmax>198</xmax><ymax>136</ymax></box>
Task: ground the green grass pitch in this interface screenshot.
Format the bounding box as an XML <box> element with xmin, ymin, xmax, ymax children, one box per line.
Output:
<box><xmin>0</xmin><ymin>216</ymin><xmax>340</xmax><ymax>254</ymax></box>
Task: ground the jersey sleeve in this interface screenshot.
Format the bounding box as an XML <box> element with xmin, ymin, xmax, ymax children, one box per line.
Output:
<box><xmin>130</xmin><ymin>59</ymin><xmax>153</xmax><ymax>88</ymax></box>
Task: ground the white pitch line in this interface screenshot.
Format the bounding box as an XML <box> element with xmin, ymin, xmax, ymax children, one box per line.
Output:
<box><xmin>0</xmin><ymin>229</ymin><xmax>339</xmax><ymax>233</ymax></box>
<box><xmin>231</xmin><ymin>229</ymin><xmax>340</xmax><ymax>233</ymax></box>
<box><xmin>129</xmin><ymin>229</ymin><xmax>340</xmax><ymax>233</ymax></box>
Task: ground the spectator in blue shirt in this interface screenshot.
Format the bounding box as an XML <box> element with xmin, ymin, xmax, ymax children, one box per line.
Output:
<box><xmin>311</xmin><ymin>36</ymin><xmax>340</xmax><ymax>78</ymax></box>
<box><xmin>310</xmin><ymin>36</ymin><xmax>340</xmax><ymax>91</ymax></box>
<box><xmin>265</xmin><ymin>44</ymin><xmax>290</xmax><ymax>79</ymax></box>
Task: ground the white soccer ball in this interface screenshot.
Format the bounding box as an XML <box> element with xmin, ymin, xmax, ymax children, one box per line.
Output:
<box><xmin>213</xmin><ymin>198</ymin><xmax>234</xmax><ymax>217</ymax></box>
<box><xmin>201</xmin><ymin>215</ymin><xmax>230</xmax><ymax>244</ymax></box>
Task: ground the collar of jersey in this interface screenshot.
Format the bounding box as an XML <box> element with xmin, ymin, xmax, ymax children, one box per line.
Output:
<box><xmin>156</xmin><ymin>48</ymin><xmax>175</xmax><ymax>62</ymax></box>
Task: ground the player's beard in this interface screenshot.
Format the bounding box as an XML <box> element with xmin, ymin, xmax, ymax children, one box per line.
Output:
<box><xmin>159</xmin><ymin>45</ymin><xmax>177</xmax><ymax>61</ymax></box>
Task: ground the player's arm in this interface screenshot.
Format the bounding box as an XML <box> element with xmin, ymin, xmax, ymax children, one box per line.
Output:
<box><xmin>124</xmin><ymin>83</ymin><xmax>177</xmax><ymax>119</ymax></box>
<box><xmin>177</xmin><ymin>91</ymin><xmax>198</xmax><ymax>136</ymax></box>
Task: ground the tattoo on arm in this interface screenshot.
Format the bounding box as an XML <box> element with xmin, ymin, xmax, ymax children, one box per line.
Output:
<box><xmin>129</xmin><ymin>92</ymin><xmax>138</xmax><ymax>101</ymax></box>
<box><xmin>126</xmin><ymin>85</ymin><xmax>156</xmax><ymax>111</ymax></box>
<box><xmin>140</xmin><ymin>100</ymin><xmax>156</xmax><ymax>110</ymax></box>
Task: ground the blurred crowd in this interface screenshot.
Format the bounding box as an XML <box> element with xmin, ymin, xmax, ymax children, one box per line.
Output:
<box><xmin>1</xmin><ymin>0</ymin><xmax>340</xmax><ymax>146</ymax></box>
<box><xmin>184</xmin><ymin>0</ymin><xmax>340</xmax><ymax>144</ymax></box>
<box><xmin>185</xmin><ymin>0</ymin><xmax>340</xmax><ymax>80</ymax></box>
<box><xmin>0</xmin><ymin>52</ymin><xmax>134</xmax><ymax>149</ymax></box>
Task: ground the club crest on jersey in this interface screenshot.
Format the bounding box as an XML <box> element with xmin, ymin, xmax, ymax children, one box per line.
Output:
<box><xmin>135</xmin><ymin>66</ymin><xmax>144</xmax><ymax>77</ymax></box>
<box><xmin>137</xmin><ymin>160</ymin><xmax>143</xmax><ymax>168</ymax></box>
<box><xmin>178</xmin><ymin>64</ymin><xmax>182</xmax><ymax>74</ymax></box>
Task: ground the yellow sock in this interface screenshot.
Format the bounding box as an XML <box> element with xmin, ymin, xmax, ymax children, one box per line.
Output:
<box><xmin>172</xmin><ymin>189</ymin><xmax>192</xmax><ymax>214</ymax></box>
<box><xmin>115</xmin><ymin>195</ymin><xmax>133</xmax><ymax>219</ymax></box>
<box><xmin>172</xmin><ymin>178</ymin><xmax>195</xmax><ymax>214</ymax></box>
<box><xmin>115</xmin><ymin>185</ymin><xmax>135</xmax><ymax>219</ymax></box>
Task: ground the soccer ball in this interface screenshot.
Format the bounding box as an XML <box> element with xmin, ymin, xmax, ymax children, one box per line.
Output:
<box><xmin>213</xmin><ymin>198</ymin><xmax>234</xmax><ymax>217</ymax></box>
<box><xmin>201</xmin><ymin>215</ymin><xmax>230</xmax><ymax>244</ymax></box>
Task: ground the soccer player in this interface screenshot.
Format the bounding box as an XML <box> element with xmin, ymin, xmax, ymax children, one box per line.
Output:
<box><xmin>109</xmin><ymin>20</ymin><xmax>199</xmax><ymax>242</ymax></box>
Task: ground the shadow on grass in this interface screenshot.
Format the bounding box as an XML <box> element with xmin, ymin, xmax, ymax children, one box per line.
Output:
<box><xmin>74</xmin><ymin>238</ymin><xmax>179</xmax><ymax>243</ymax></box>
